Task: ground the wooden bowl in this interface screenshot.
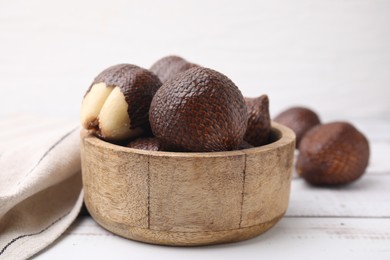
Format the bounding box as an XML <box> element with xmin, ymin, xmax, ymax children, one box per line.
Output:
<box><xmin>80</xmin><ymin>122</ymin><xmax>295</xmax><ymax>246</ymax></box>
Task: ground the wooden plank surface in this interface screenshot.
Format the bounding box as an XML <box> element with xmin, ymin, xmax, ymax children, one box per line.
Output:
<box><xmin>36</xmin><ymin>216</ymin><xmax>390</xmax><ymax>260</ymax></box>
<box><xmin>1</xmin><ymin>115</ymin><xmax>389</xmax><ymax>259</ymax></box>
<box><xmin>287</xmin><ymin>176</ymin><xmax>390</xmax><ymax>217</ymax></box>
<box><xmin>1</xmin><ymin>116</ymin><xmax>388</xmax><ymax>258</ymax></box>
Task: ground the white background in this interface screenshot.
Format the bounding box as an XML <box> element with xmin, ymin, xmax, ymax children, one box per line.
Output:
<box><xmin>1</xmin><ymin>0</ymin><xmax>389</xmax><ymax>121</ymax></box>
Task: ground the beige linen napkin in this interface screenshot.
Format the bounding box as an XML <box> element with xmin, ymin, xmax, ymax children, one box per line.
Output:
<box><xmin>0</xmin><ymin>115</ymin><xmax>83</xmax><ymax>260</ymax></box>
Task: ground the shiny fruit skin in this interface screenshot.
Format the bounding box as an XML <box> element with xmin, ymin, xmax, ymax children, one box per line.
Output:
<box><xmin>244</xmin><ymin>95</ymin><xmax>271</xmax><ymax>146</ymax></box>
<box><xmin>296</xmin><ymin>122</ymin><xmax>370</xmax><ymax>186</ymax></box>
<box><xmin>274</xmin><ymin>107</ymin><xmax>320</xmax><ymax>147</ymax></box>
<box><xmin>150</xmin><ymin>55</ymin><xmax>197</xmax><ymax>83</ymax></box>
<box><xmin>149</xmin><ymin>67</ymin><xmax>248</xmax><ymax>152</ymax></box>
<box><xmin>126</xmin><ymin>137</ymin><xmax>164</xmax><ymax>151</ymax></box>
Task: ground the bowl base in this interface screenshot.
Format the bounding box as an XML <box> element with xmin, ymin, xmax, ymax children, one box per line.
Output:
<box><xmin>87</xmin><ymin>204</ymin><xmax>284</xmax><ymax>246</ymax></box>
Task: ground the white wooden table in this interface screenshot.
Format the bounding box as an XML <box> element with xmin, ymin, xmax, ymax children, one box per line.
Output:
<box><xmin>32</xmin><ymin>118</ymin><xmax>389</xmax><ymax>260</ymax></box>
<box><xmin>1</xmin><ymin>0</ymin><xmax>389</xmax><ymax>259</ymax></box>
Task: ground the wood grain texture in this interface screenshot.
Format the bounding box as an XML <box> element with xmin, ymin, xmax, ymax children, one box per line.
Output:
<box><xmin>40</xmin><ymin>217</ymin><xmax>390</xmax><ymax>259</ymax></box>
<box><xmin>149</xmin><ymin>154</ymin><xmax>244</xmax><ymax>232</ymax></box>
<box><xmin>81</xmin><ymin>122</ymin><xmax>295</xmax><ymax>245</ymax></box>
<box><xmin>81</xmin><ymin>136</ymin><xmax>149</xmax><ymax>228</ymax></box>
<box><xmin>88</xmin><ymin>210</ymin><xmax>283</xmax><ymax>246</ymax></box>
<box><xmin>241</xmin><ymin>136</ymin><xmax>295</xmax><ymax>227</ymax></box>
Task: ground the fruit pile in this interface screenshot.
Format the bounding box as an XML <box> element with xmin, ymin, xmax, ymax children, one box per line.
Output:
<box><xmin>80</xmin><ymin>55</ymin><xmax>370</xmax><ymax>186</ymax></box>
<box><xmin>81</xmin><ymin>56</ymin><xmax>270</xmax><ymax>152</ymax></box>
<box><xmin>274</xmin><ymin>107</ymin><xmax>369</xmax><ymax>186</ymax></box>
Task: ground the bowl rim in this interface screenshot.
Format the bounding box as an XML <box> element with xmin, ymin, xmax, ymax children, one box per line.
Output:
<box><xmin>82</xmin><ymin>121</ymin><xmax>295</xmax><ymax>158</ymax></box>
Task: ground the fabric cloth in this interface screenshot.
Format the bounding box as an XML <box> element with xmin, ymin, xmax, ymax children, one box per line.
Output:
<box><xmin>0</xmin><ymin>115</ymin><xmax>83</xmax><ymax>260</ymax></box>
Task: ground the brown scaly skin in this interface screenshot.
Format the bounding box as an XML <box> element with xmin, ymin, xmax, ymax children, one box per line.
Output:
<box><xmin>238</xmin><ymin>140</ymin><xmax>255</xmax><ymax>150</ymax></box>
<box><xmin>150</xmin><ymin>55</ymin><xmax>198</xmax><ymax>84</ymax></box>
<box><xmin>244</xmin><ymin>95</ymin><xmax>271</xmax><ymax>146</ymax></box>
<box><xmin>88</xmin><ymin>64</ymin><xmax>162</xmax><ymax>130</ymax></box>
<box><xmin>149</xmin><ymin>66</ymin><xmax>248</xmax><ymax>152</ymax></box>
<box><xmin>274</xmin><ymin>106</ymin><xmax>321</xmax><ymax>148</ymax></box>
<box><xmin>296</xmin><ymin>122</ymin><xmax>370</xmax><ymax>186</ymax></box>
<box><xmin>126</xmin><ymin>137</ymin><xmax>164</xmax><ymax>151</ymax></box>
